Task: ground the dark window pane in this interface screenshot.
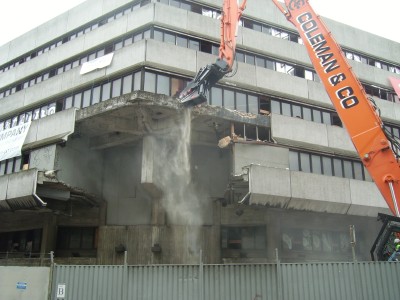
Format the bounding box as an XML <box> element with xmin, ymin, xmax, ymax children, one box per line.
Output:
<box><xmin>311</xmin><ymin>155</ymin><xmax>322</xmax><ymax>174</ymax></box>
<box><xmin>154</xmin><ymin>29</ymin><xmax>163</xmax><ymax>41</ymax></box>
<box><xmin>333</xmin><ymin>159</ymin><xmax>343</xmax><ymax>177</ymax></box>
<box><xmin>292</xmin><ymin>105</ymin><xmax>301</xmax><ymax>118</ymax></box>
<box><xmin>271</xmin><ymin>100</ymin><xmax>280</xmax><ymax>114</ymax></box>
<box><xmin>322</xmin><ymin>157</ymin><xmax>332</xmax><ymax>176</ymax></box>
<box><xmin>300</xmin><ymin>153</ymin><xmax>311</xmax><ymax>173</ymax></box>
<box><xmin>236</xmin><ymin>92</ymin><xmax>247</xmax><ymax>112</ymax></box>
<box><xmin>164</xmin><ymin>32</ymin><xmax>175</xmax><ymax>44</ymax></box>
<box><xmin>74</xmin><ymin>93</ymin><xmax>82</xmax><ymax>108</ymax></box>
<box><xmin>101</xmin><ymin>82</ymin><xmax>111</xmax><ymax>101</ymax></box>
<box><xmin>122</xmin><ymin>75</ymin><xmax>133</xmax><ymax>94</ymax></box>
<box><xmin>211</xmin><ymin>87</ymin><xmax>222</xmax><ymax>106</ymax></box>
<box><xmin>177</xmin><ymin>36</ymin><xmax>187</xmax><ymax>47</ymax></box>
<box><xmin>289</xmin><ymin>151</ymin><xmax>299</xmax><ymax>171</ymax></box>
<box><xmin>156</xmin><ymin>74</ymin><xmax>169</xmax><ymax>95</ymax></box>
<box><xmin>343</xmin><ymin>160</ymin><xmax>353</xmax><ymax>179</ymax></box>
<box><xmin>282</xmin><ymin>102</ymin><xmax>291</xmax><ymax>116</ymax></box>
<box><xmin>189</xmin><ymin>40</ymin><xmax>199</xmax><ymax>51</ymax></box>
<box><xmin>236</xmin><ymin>52</ymin><xmax>244</xmax><ymax>62</ymax></box>
<box><xmin>353</xmin><ymin>162</ymin><xmax>364</xmax><ymax>180</ymax></box>
<box><xmin>256</xmin><ymin>56</ymin><xmax>265</xmax><ymax>68</ymax></box>
<box><xmin>266</xmin><ymin>59</ymin><xmax>275</xmax><ymax>70</ymax></box>
<box><xmin>303</xmin><ymin>107</ymin><xmax>312</xmax><ymax>121</ymax></box>
<box><xmin>92</xmin><ymin>86</ymin><xmax>101</xmax><ymax>105</ymax></box>
<box><xmin>112</xmin><ymin>78</ymin><xmax>122</xmax><ymax>98</ymax></box>
<box><xmin>322</xmin><ymin>111</ymin><xmax>331</xmax><ymax>125</ymax></box>
<box><xmin>224</xmin><ymin>90</ymin><xmax>235</xmax><ymax>109</ymax></box>
<box><xmin>82</xmin><ymin>89</ymin><xmax>91</xmax><ymax>108</ymax></box>
<box><xmin>313</xmin><ymin>109</ymin><xmax>322</xmax><ymax>123</ymax></box>
<box><xmin>245</xmin><ymin>54</ymin><xmax>255</xmax><ymax>65</ymax></box>
<box><xmin>65</xmin><ymin>96</ymin><xmax>73</xmax><ymax>109</ymax></box>
<box><xmin>248</xmin><ymin>95</ymin><xmax>258</xmax><ymax>114</ymax></box>
<box><xmin>134</xmin><ymin>72</ymin><xmax>142</xmax><ymax>90</ymax></box>
<box><xmin>144</xmin><ymin>72</ymin><xmax>156</xmax><ymax>93</ymax></box>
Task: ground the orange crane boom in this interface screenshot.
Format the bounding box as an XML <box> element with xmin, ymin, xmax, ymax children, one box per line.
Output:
<box><xmin>272</xmin><ymin>0</ymin><xmax>400</xmax><ymax>217</ymax></box>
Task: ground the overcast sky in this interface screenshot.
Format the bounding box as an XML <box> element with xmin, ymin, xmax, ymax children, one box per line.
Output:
<box><xmin>0</xmin><ymin>0</ymin><xmax>399</xmax><ymax>47</ymax></box>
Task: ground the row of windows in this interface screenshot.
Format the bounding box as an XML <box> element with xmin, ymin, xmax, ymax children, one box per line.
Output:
<box><xmin>282</xmin><ymin>228</ymin><xmax>350</xmax><ymax>253</ymax></box>
<box><xmin>0</xmin><ymin>0</ymin><xmax>150</xmax><ymax>74</ymax></box>
<box><xmin>152</xmin><ymin>28</ymin><xmax>398</xmax><ymax>103</ymax></box>
<box><xmin>2</xmin><ymin>0</ymin><xmax>399</xmax><ymax>88</ymax></box>
<box><xmin>270</xmin><ymin>98</ymin><xmax>342</xmax><ymax>126</ymax></box>
<box><xmin>289</xmin><ymin>150</ymin><xmax>368</xmax><ymax>181</ymax></box>
<box><xmin>161</xmin><ymin>0</ymin><xmax>400</xmax><ymax>75</ymax></box>
<box><xmin>0</xmin><ymin>156</ymin><xmax>24</xmax><ymax>176</ymax></box>
<box><xmin>344</xmin><ymin>51</ymin><xmax>400</xmax><ymax>74</ymax></box>
<box><xmin>0</xmin><ymin>102</ymin><xmax>62</xmax><ymax>131</ymax></box>
<box><xmin>0</xmin><ymin>28</ymin><xmax>151</xmax><ymax>100</ymax></box>
<box><xmin>1</xmin><ymin>20</ymin><xmax>398</xmax><ymax>104</ymax></box>
<box><xmin>1</xmin><ymin>66</ymin><xmax>399</xmax><ymax>145</ymax></box>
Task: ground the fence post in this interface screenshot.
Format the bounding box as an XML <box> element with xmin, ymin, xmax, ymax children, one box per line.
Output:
<box><xmin>47</xmin><ymin>251</ymin><xmax>55</xmax><ymax>300</ymax></box>
<box><xmin>199</xmin><ymin>249</ymin><xmax>204</xmax><ymax>300</ymax></box>
<box><xmin>275</xmin><ymin>248</ymin><xmax>283</xmax><ymax>300</ymax></box>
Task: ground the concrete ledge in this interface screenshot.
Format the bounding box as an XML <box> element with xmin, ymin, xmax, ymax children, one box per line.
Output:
<box><xmin>0</xmin><ymin>169</ymin><xmax>39</xmax><ymax>211</ymax></box>
<box><xmin>23</xmin><ymin>108</ymin><xmax>76</xmax><ymax>150</ymax></box>
<box><xmin>247</xmin><ymin>164</ymin><xmax>389</xmax><ymax>217</ymax></box>
<box><xmin>271</xmin><ymin>113</ymin><xmax>357</xmax><ymax>157</ymax></box>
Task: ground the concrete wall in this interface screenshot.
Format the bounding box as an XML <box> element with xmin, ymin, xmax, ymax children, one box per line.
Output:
<box><xmin>0</xmin><ymin>266</ymin><xmax>49</xmax><ymax>300</ymax></box>
<box><xmin>23</xmin><ymin>108</ymin><xmax>76</xmax><ymax>151</ymax></box>
<box><xmin>103</xmin><ymin>143</ymin><xmax>152</xmax><ymax>225</ymax></box>
<box><xmin>248</xmin><ymin>164</ymin><xmax>390</xmax><ymax>217</ymax></box>
<box><xmin>2</xmin><ymin>3</ymin><xmax>399</xmax><ymax>124</ymax></box>
<box><xmin>233</xmin><ymin>143</ymin><xmax>289</xmax><ymax>175</ymax></box>
<box><xmin>271</xmin><ymin>113</ymin><xmax>356</xmax><ymax>157</ymax></box>
<box><xmin>54</xmin><ymin>135</ymin><xmax>104</xmax><ymax>199</ymax></box>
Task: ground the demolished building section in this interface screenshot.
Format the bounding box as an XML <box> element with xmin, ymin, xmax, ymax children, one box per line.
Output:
<box><xmin>0</xmin><ymin>0</ymin><xmax>399</xmax><ymax>265</ymax></box>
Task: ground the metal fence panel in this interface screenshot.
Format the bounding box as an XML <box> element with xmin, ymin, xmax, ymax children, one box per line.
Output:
<box><xmin>203</xmin><ymin>264</ymin><xmax>278</xmax><ymax>300</ymax></box>
<box><xmin>126</xmin><ymin>265</ymin><xmax>200</xmax><ymax>300</ymax></box>
<box><xmin>50</xmin><ymin>262</ymin><xmax>400</xmax><ymax>300</ymax></box>
<box><xmin>52</xmin><ymin>265</ymin><xmax>125</xmax><ymax>300</ymax></box>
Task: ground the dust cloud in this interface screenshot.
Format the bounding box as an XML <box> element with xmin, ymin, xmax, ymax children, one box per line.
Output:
<box><xmin>151</xmin><ymin>109</ymin><xmax>206</xmax><ymax>259</ymax></box>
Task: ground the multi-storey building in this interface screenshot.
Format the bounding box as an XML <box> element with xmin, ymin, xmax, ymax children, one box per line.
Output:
<box><xmin>0</xmin><ymin>0</ymin><xmax>399</xmax><ymax>265</ymax></box>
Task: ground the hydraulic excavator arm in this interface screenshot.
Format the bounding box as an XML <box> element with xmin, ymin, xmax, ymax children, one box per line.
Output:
<box><xmin>272</xmin><ymin>0</ymin><xmax>400</xmax><ymax>260</ymax></box>
<box><xmin>178</xmin><ymin>0</ymin><xmax>247</xmax><ymax>106</ymax></box>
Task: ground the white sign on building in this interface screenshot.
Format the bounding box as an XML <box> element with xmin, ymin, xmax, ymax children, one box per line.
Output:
<box><xmin>0</xmin><ymin>121</ymin><xmax>31</xmax><ymax>161</ymax></box>
<box><xmin>80</xmin><ymin>52</ymin><xmax>114</xmax><ymax>75</ymax></box>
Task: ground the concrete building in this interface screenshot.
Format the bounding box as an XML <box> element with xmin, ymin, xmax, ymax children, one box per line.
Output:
<box><xmin>0</xmin><ymin>0</ymin><xmax>399</xmax><ymax>265</ymax></box>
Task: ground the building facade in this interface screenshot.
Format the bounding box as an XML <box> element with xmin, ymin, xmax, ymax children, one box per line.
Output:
<box><xmin>0</xmin><ymin>0</ymin><xmax>399</xmax><ymax>265</ymax></box>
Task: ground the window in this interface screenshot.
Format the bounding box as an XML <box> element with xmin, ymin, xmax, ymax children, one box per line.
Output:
<box><xmin>221</xmin><ymin>226</ymin><xmax>266</xmax><ymax>251</ymax></box>
<box><xmin>211</xmin><ymin>87</ymin><xmax>222</xmax><ymax>106</ymax></box>
<box><xmin>92</xmin><ymin>86</ymin><xmax>101</xmax><ymax>105</ymax></box>
<box><xmin>82</xmin><ymin>89</ymin><xmax>91</xmax><ymax>108</ymax></box>
<box><xmin>112</xmin><ymin>78</ymin><xmax>122</xmax><ymax>97</ymax></box>
<box><xmin>122</xmin><ymin>75</ymin><xmax>133</xmax><ymax>95</ymax></box>
<box><xmin>56</xmin><ymin>227</ymin><xmax>97</xmax><ymax>251</ymax></box>
<box><xmin>156</xmin><ymin>74</ymin><xmax>169</xmax><ymax>95</ymax></box>
<box><xmin>0</xmin><ymin>229</ymin><xmax>42</xmax><ymax>257</ymax></box>
<box><xmin>144</xmin><ymin>72</ymin><xmax>156</xmax><ymax>93</ymax></box>
<box><xmin>282</xmin><ymin>228</ymin><xmax>350</xmax><ymax>253</ymax></box>
<box><xmin>101</xmin><ymin>83</ymin><xmax>111</xmax><ymax>102</ymax></box>
<box><xmin>236</xmin><ymin>92</ymin><xmax>247</xmax><ymax>112</ymax></box>
<box><xmin>248</xmin><ymin>95</ymin><xmax>258</xmax><ymax>114</ymax></box>
<box><xmin>224</xmin><ymin>89</ymin><xmax>235</xmax><ymax>109</ymax></box>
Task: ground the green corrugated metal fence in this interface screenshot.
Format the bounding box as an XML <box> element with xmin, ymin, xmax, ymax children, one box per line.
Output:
<box><xmin>51</xmin><ymin>262</ymin><xmax>400</xmax><ymax>300</ymax></box>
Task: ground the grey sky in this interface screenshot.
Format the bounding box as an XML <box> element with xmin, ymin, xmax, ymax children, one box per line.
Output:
<box><xmin>0</xmin><ymin>0</ymin><xmax>399</xmax><ymax>46</ymax></box>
